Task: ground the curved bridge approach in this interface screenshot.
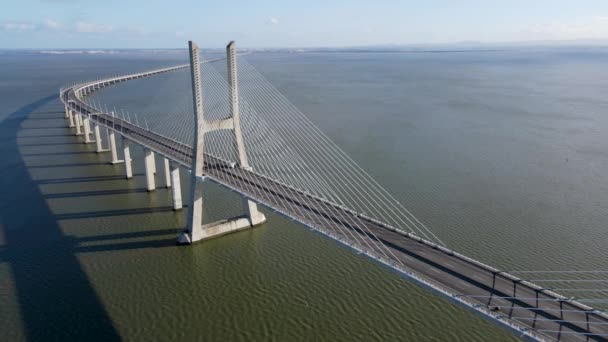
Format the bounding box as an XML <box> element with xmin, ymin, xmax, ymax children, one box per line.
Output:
<box><xmin>58</xmin><ymin>41</ymin><xmax>608</xmax><ymax>341</ymax></box>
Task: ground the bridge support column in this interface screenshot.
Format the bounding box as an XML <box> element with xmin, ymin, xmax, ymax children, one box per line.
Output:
<box><xmin>108</xmin><ymin>131</ymin><xmax>124</xmax><ymax>164</ymax></box>
<box><xmin>94</xmin><ymin>124</ymin><xmax>108</xmax><ymax>152</ymax></box>
<box><xmin>179</xmin><ymin>41</ymin><xmax>205</xmax><ymax>245</ymax></box>
<box><xmin>170</xmin><ymin>162</ymin><xmax>182</xmax><ymax>210</ymax></box>
<box><xmin>68</xmin><ymin>110</ymin><xmax>75</xmax><ymax>128</ymax></box>
<box><xmin>177</xmin><ymin>40</ymin><xmax>266</xmax><ymax>245</ymax></box>
<box><xmin>75</xmin><ymin>114</ymin><xmax>83</xmax><ymax>136</ymax></box>
<box><xmin>243</xmin><ymin>199</ymin><xmax>266</xmax><ymax>226</ymax></box>
<box><xmin>123</xmin><ymin>137</ymin><xmax>133</xmax><ymax>179</ymax></box>
<box><xmin>144</xmin><ymin>148</ymin><xmax>156</xmax><ymax>191</ymax></box>
<box><xmin>164</xmin><ymin>158</ymin><xmax>171</xmax><ymax>188</ymax></box>
<box><xmin>227</xmin><ymin>40</ymin><xmax>249</xmax><ymax>168</ymax></box>
<box><xmin>151</xmin><ymin>152</ymin><xmax>157</xmax><ymax>174</ymax></box>
<box><xmin>83</xmin><ymin>116</ymin><xmax>94</xmax><ymax>143</ymax></box>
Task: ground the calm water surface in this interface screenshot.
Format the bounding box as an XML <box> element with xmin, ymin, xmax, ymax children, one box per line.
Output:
<box><xmin>2</xmin><ymin>48</ymin><xmax>608</xmax><ymax>341</ymax></box>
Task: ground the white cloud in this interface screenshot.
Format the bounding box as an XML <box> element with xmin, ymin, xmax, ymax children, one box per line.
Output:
<box><xmin>266</xmin><ymin>17</ymin><xmax>279</xmax><ymax>25</ymax></box>
<box><xmin>44</xmin><ymin>19</ymin><xmax>64</xmax><ymax>30</ymax></box>
<box><xmin>0</xmin><ymin>19</ymin><xmax>138</xmax><ymax>38</ymax></box>
<box><xmin>75</xmin><ymin>21</ymin><xmax>113</xmax><ymax>33</ymax></box>
<box><xmin>1</xmin><ymin>21</ymin><xmax>36</xmax><ymax>32</ymax></box>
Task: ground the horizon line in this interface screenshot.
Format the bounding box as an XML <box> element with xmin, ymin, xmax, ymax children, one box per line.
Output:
<box><xmin>5</xmin><ymin>37</ymin><xmax>608</xmax><ymax>51</ymax></box>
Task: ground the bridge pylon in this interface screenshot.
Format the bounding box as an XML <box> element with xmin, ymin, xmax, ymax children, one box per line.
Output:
<box><xmin>178</xmin><ymin>40</ymin><xmax>266</xmax><ymax>245</ymax></box>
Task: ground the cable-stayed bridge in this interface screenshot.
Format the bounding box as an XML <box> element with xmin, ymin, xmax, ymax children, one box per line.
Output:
<box><xmin>58</xmin><ymin>41</ymin><xmax>608</xmax><ymax>341</ymax></box>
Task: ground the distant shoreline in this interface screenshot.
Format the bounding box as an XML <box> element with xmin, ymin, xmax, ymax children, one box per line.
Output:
<box><xmin>2</xmin><ymin>44</ymin><xmax>608</xmax><ymax>55</ymax></box>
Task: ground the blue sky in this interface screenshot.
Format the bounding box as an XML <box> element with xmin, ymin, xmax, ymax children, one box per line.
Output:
<box><xmin>2</xmin><ymin>0</ymin><xmax>608</xmax><ymax>48</ymax></box>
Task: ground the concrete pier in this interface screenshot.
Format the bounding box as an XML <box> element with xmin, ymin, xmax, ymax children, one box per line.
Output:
<box><xmin>164</xmin><ymin>158</ymin><xmax>171</xmax><ymax>188</ymax></box>
<box><xmin>178</xmin><ymin>177</ymin><xmax>203</xmax><ymax>244</ymax></box>
<box><xmin>123</xmin><ymin>137</ymin><xmax>133</xmax><ymax>179</ymax></box>
<box><xmin>68</xmin><ymin>110</ymin><xmax>75</xmax><ymax>128</ymax></box>
<box><xmin>108</xmin><ymin>130</ymin><xmax>124</xmax><ymax>164</ymax></box>
<box><xmin>178</xmin><ymin>188</ymin><xmax>266</xmax><ymax>244</ymax></box>
<box><xmin>170</xmin><ymin>162</ymin><xmax>182</xmax><ymax>210</ymax></box>
<box><xmin>94</xmin><ymin>125</ymin><xmax>109</xmax><ymax>152</ymax></box>
<box><xmin>151</xmin><ymin>151</ymin><xmax>157</xmax><ymax>174</ymax></box>
<box><xmin>83</xmin><ymin>116</ymin><xmax>93</xmax><ymax>143</ymax></box>
<box><xmin>144</xmin><ymin>148</ymin><xmax>156</xmax><ymax>191</ymax></box>
<box><xmin>75</xmin><ymin>114</ymin><xmax>83</xmax><ymax>135</ymax></box>
<box><xmin>243</xmin><ymin>199</ymin><xmax>266</xmax><ymax>226</ymax></box>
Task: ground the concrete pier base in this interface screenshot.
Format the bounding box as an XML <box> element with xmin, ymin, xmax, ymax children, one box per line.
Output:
<box><xmin>123</xmin><ymin>137</ymin><xmax>133</xmax><ymax>179</ymax></box>
<box><xmin>164</xmin><ymin>158</ymin><xmax>171</xmax><ymax>188</ymax></box>
<box><xmin>170</xmin><ymin>162</ymin><xmax>182</xmax><ymax>210</ymax></box>
<box><xmin>108</xmin><ymin>131</ymin><xmax>124</xmax><ymax>164</ymax></box>
<box><xmin>177</xmin><ymin>188</ymin><xmax>266</xmax><ymax>244</ymax></box>
<box><xmin>144</xmin><ymin>148</ymin><xmax>156</xmax><ymax>191</ymax></box>
<box><xmin>177</xmin><ymin>215</ymin><xmax>265</xmax><ymax>244</ymax></box>
<box><xmin>243</xmin><ymin>199</ymin><xmax>266</xmax><ymax>226</ymax></box>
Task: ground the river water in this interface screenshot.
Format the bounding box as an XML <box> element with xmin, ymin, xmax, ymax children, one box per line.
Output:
<box><xmin>2</xmin><ymin>48</ymin><xmax>608</xmax><ymax>341</ymax></box>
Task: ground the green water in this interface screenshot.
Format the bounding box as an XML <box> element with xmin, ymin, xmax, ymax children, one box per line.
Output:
<box><xmin>0</xmin><ymin>102</ymin><xmax>517</xmax><ymax>341</ymax></box>
<box><xmin>7</xmin><ymin>48</ymin><xmax>608</xmax><ymax>341</ymax></box>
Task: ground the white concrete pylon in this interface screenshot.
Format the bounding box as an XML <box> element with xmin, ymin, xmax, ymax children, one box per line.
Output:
<box><xmin>151</xmin><ymin>151</ymin><xmax>156</xmax><ymax>174</ymax></box>
<box><xmin>243</xmin><ymin>198</ymin><xmax>266</xmax><ymax>226</ymax></box>
<box><xmin>68</xmin><ymin>110</ymin><xmax>75</xmax><ymax>128</ymax></box>
<box><xmin>227</xmin><ymin>41</ymin><xmax>249</xmax><ymax>169</ymax></box>
<box><xmin>179</xmin><ymin>41</ymin><xmax>205</xmax><ymax>245</ymax></box>
<box><xmin>227</xmin><ymin>41</ymin><xmax>265</xmax><ymax>228</ymax></box>
<box><xmin>94</xmin><ymin>124</ymin><xmax>108</xmax><ymax>152</ymax></box>
<box><xmin>94</xmin><ymin>124</ymin><xmax>102</xmax><ymax>150</ymax></box>
<box><xmin>108</xmin><ymin>130</ymin><xmax>124</xmax><ymax>164</ymax></box>
<box><xmin>75</xmin><ymin>114</ymin><xmax>83</xmax><ymax>135</ymax></box>
<box><xmin>83</xmin><ymin>116</ymin><xmax>93</xmax><ymax>143</ymax></box>
<box><xmin>164</xmin><ymin>158</ymin><xmax>171</xmax><ymax>188</ymax></box>
<box><xmin>170</xmin><ymin>162</ymin><xmax>182</xmax><ymax>210</ymax></box>
<box><xmin>123</xmin><ymin>137</ymin><xmax>133</xmax><ymax>179</ymax></box>
<box><xmin>144</xmin><ymin>148</ymin><xmax>156</xmax><ymax>191</ymax></box>
<box><xmin>178</xmin><ymin>40</ymin><xmax>266</xmax><ymax>245</ymax></box>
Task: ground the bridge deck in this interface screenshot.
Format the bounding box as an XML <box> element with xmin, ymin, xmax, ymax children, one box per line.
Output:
<box><xmin>63</xmin><ymin>77</ymin><xmax>608</xmax><ymax>342</ymax></box>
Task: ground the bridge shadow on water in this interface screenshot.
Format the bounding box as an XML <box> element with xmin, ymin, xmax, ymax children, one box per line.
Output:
<box><xmin>0</xmin><ymin>95</ymin><xmax>180</xmax><ymax>341</ymax></box>
<box><xmin>25</xmin><ymin>162</ymin><xmax>110</xmax><ymax>169</ymax></box>
<box><xmin>22</xmin><ymin>151</ymin><xmax>98</xmax><ymax>157</ymax></box>
<box><xmin>35</xmin><ymin>174</ymin><xmax>144</xmax><ymax>185</ymax></box>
